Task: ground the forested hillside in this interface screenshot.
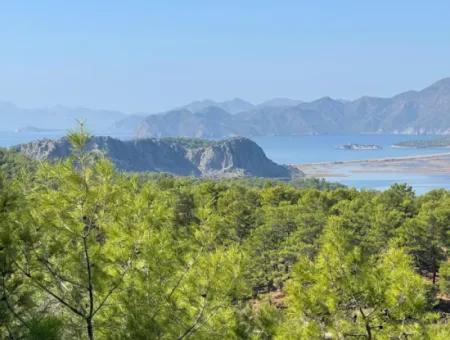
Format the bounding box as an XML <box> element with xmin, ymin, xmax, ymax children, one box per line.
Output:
<box><xmin>1</xmin><ymin>129</ymin><xmax>449</xmax><ymax>339</ymax></box>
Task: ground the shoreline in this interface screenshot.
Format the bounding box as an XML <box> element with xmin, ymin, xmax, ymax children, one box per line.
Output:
<box><xmin>294</xmin><ymin>152</ymin><xmax>450</xmax><ymax>178</ymax></box>
<box><xmin>293</xmin><ymin>151</ymin><xmax>450</xmax><ymax>166</ymax></box>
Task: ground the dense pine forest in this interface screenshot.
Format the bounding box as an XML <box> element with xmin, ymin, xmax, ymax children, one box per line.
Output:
<box><xmin>1</xmin><ymin>129</ymin><xmax>449</xmax><ymax>339</ymax></box>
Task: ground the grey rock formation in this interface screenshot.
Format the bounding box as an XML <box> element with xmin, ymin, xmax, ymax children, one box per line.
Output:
<box><xmin>15</xmin><ymin>136</ymin><xmax>300</xmax><ymax>179</ymax></box>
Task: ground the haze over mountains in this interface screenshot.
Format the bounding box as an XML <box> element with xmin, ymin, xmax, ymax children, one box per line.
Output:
<box><xmin>136</xmin><ymin>78</ymin><xmax>450</xmax><ymax>138</ymax></box>
<box><xmin>2</xmin><ymin>77</ymin><xmax>450</xmax><ymax>137</ymax></box>
<box><xmin>0</xmin><ymin>102</ymin><xmax>126</xmax><ymax>132</ymax></box>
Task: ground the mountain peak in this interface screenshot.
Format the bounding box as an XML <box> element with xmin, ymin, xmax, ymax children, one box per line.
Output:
<box><xmin>182</xmin><ymin>98</ymin><xmax>253</xmax><ymax>114</ymax></box>
<box><xmin>228</xmin><ymin>97</ymin><xmax>252</xmax><ymax>104</ymax></box>
<box><xmin>426</xmin><ymin>77</ymin><xmax>450</xmax><ymax>90</ymax></box>
<box><xmin>219</xmin><ymin>98</ymin><xmax>254</xmax><ymax>114</ymax></box>
<box><xmin>258</xmin><ymin>97</ymin><xmax>303</xmax><ymax>108</ymax></box>
<box><xmin>313</xmin><ymin>96</ymin><xmax>335</xmax><ymax>103</ymax></box>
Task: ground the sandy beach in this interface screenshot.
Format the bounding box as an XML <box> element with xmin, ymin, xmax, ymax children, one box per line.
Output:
<box><xmin>294</xmin><ymin>152</ymin><xmax>450</xmax><ymax>178</ymax></box>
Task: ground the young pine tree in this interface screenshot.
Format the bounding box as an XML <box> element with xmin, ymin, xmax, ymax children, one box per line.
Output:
<box><xmin>14</xmin><ymin>127</ymin><xmax>138</xmax><ymax>339</ymax></box>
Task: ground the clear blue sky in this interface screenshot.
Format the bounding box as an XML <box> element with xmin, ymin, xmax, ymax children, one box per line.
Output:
<box><xmin>1</xmin><ymin>1</ymin><xmax>450</xmax><ymax>113</ymax></box>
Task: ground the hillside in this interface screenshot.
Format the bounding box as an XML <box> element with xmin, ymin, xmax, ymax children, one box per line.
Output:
<box><xmin>15</xmin><ymin>136</ymin><xmax>299</xmax><ymax>178</ymax></box>
<box><xmin>135</xmin><ymin>78</ymin><xmax>450</xmax><ymax>138</ymax></box>
<box><xmin>181</xmin><ymin>98</ymin><xmax>254</xmax><ymax>114</ymax></box>
<box><xmin>135</xmin><ymin>107</ymin><xmax>245</xmax><ymax>139</ymax></box>
<box><xmin>2</xmin><ymin>146</ymin><xmax>450</xmax><ymax>339</ymax></box>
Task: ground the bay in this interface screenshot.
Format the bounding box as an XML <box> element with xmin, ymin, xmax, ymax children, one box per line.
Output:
<box><xmin>253</xmin><ymin>135</ymin><xmax>450</xmax><ymax>193</ymax></box>
<box><xmin>252</xmin><ymin>134</ymin><xmax>445</xmax><ymax>164</ymax></box>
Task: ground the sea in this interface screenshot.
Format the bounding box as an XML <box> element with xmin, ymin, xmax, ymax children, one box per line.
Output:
<box><xmin>253</xmin><ymin>135</ymin><xmax>450</xmax><ymax>194</ymax></box>
<box><xmin>1</xmin><ymin>131</ymin><xmax>449</xmax><ymax>194</ymax></box>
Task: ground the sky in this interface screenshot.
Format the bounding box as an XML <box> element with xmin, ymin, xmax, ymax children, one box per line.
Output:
<box><xmin>1</xmin><ymin>0</ymin><xmax>450</xmax><ymax>113</ymax></box>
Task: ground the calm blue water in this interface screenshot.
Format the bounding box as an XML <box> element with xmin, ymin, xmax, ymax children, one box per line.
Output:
<box><xmin>253</xmin><ymin>135</ymin><xmax>450</xmax><ymax>194</ymax></box>
<box><xmin>253</xmin><ymin>135</ymin><xmax>446</xmax><ymax>164</ymax></box>
<box><xmin>1</xmin><ymin>132</ymin><xmax>449</xmax><ymax>193</ymax></box>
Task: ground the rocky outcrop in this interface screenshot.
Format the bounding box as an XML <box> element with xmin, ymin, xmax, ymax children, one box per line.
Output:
<box><xmin>184</xmin><ymin>138</ymin><xmax>299</xmax><ymax>178</ymax></box>
<box><xmin>15</xmin><ymin>136</ymin><xmax>301</xmax><ymax>179</ymax></box>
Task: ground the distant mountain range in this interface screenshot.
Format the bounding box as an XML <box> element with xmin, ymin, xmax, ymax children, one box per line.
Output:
<box><xmin>15</xmin><ymin>136</ymin><xmax>300</xmax><ymax>178</ymax></box>
<box><xmin>0</xmin><ymin>102</ymin><xmax>126</xmax><ymax>132</ymax></box>
<box><xmin>2</xmin><ymin>77</ymin><xmax>450</xmax><ymax>137</ymax></box>
<box><xmin>180</xmin><ymin>98</ymin><xmax>255</xmax><ymax>114</ymax></box>
<box><xmin>135</xmin><ymin>78</ymin><xmax>450</xmax><ymax>138</ymax></box>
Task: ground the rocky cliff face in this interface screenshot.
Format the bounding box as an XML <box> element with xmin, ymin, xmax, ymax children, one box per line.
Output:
<box><xmin>15</xmin><ymin>136</ymin><xmax>300</xmax><ymax>179</ymax></box>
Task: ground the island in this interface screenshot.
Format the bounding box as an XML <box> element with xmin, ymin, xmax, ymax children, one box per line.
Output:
<box><xmin>336</xmin><ymin>144</ymin><xmax>382</xmax><ymax>151</ymax></box>
<box><xmin>394</xmin><ymin>136</ymin><xmax>450</xmax><ymax>148</ymax></box>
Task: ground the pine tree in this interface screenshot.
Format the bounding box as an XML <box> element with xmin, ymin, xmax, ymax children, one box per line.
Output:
<box><xmin>277</xmin><ymin>216</ymin><xmax>433</xmax><ymax>339</ymax></box>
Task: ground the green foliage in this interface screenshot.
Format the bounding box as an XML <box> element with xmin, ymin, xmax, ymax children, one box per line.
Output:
<box><xmin>0</xmin><ymin>147</ymin><xmax>35</xmax><ymax>179</ymax></box>
<box><xmin>0</xmin><ymin>127</ymin><xmax>449</xmax><ymax>339</ymax></box>
<box><xmin>439</xmin><ymin>261</ymin><xmax>450</xmax><ymax>296</ymax></box>
<box><xmin>278</xmin><ymin>226</ymin><xmax>432</xmax><ymax>339</ymax></box>
<box><xmin>289</xmin><ymin>177</ymin><xmax>346</xmax><ymax>190</ymax></box>
<box><xmin>234</xmin><ymin>301</ymin><xmax>282</xmax><ymax>339</ymax></box>
<box><xmin>26</xmin><ymin>316</ymin><xmax>63</xmax><ymax>340</ymax></box>
<box><xmin>160</xmin><ymin>137</ymin><xmax>217</xmax><ymax>149</ymax></box>
<box><xmin>395</xmin><ymin>190</ymin><xmax>450</xmax><ymax>282</ymax></box>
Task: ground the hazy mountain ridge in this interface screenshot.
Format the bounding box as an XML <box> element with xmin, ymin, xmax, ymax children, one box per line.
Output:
<box><xmin>15</xmin><ymin>136</ymin><xmax>299</xmax><ymax>178</ymax></box>
<box><xmin>181</xmin><ymin>98</ymin><xmax>255</xmax><ymax>114</ymax></box>
<box><xmin>136</xmin><ymin>78</ymin><xmax>450</xmax><ymax>138</ymax></box>
<box><xmin>257</xmin><ymin>98</ymin><xmax>303</xmax><ymax>108</ymax></box>
<box><xmin>3</xmin><ymin>77</ymin><xmax>450</xmax><ymax>137</ymax></box>
<box><xmin>0</xmin><ymin>102</ymin><xmax>126</xmax><ymax>132</ymax></box>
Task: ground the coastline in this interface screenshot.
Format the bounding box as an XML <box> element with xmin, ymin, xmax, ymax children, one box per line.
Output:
<box><xmin>294</xmin><ymin>152</ymin><xmax>450</xmax><ymax>178</ymax></box>
<box><xmin>294</xmin><ymin>151</ymin><xmax>450</xmax><ymax>166</ymax></box>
